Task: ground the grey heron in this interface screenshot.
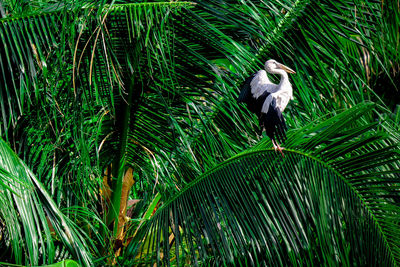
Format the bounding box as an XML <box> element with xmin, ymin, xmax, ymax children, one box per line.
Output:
<box><xmin>238</xmin><ymin>59</ymin><xmax>296</xmax><ymax>156</ymax></box>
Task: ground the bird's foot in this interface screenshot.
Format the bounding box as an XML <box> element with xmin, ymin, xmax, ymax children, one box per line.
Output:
<box><xmin>273</xmin><ymin>144</ymin><xmax>285</xmax><ymax>157</ymax></box>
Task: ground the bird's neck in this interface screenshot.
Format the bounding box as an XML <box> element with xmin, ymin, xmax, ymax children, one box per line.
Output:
<box><xmin>270</xmin><ymin>69</ymin><xmax>290</xmax><ymax>88</ymax></box>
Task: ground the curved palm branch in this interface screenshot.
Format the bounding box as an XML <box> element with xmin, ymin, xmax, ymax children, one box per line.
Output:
<box><xmin>126</xmin><ymin>103</ymin><xmax>400</xmax><ymax>266</ymax></box>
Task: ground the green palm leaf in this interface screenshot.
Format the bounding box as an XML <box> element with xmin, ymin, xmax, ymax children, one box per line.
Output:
<box><xmin>0</xmin><ymin>138</ymin><xmax>95</xmax><ymax>266</ymax></box>
<box><xmin>126</xmin><ymin>103</ymin><xmax>400</xmax><ymax>266</ymax></box>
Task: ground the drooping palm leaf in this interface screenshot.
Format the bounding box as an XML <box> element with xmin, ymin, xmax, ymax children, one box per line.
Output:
<box><xmin>126</xmin><ymin>103</ymin><xmax>400</xmax><ymax>266</ymax></box>
<box><xmin>0</xmin><ymin>138</ymin><xmax>96</xmax><ymax>266</ymax></box>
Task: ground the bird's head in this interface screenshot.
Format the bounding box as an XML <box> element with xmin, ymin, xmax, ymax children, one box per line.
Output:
<box><xmin>265</xmin><ymin>59</ymin><xmax>296</xmax><ymax>74</ymax></box>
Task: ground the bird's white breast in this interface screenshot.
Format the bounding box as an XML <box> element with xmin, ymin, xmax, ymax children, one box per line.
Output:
<box><xmin>273</xmin><ymin>82</ymin><xmax>293</xmax><ymax>112</ymax></box>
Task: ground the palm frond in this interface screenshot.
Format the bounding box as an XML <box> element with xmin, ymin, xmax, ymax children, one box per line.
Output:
<box><xmin>126</xmin><ymin>103</ymin><xmax>400</xmax><ymax>266</ymax></box>
<box><xmin>0</xmin><ymin>138</ymin><xmax>95</xmax><ymax>266</ymax></box>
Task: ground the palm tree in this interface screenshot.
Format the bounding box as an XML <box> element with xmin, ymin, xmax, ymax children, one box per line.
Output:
<box><xmin>0</xmin><ymin>0</ymin><xmax>399</xmax><ymax>266</ymax></box>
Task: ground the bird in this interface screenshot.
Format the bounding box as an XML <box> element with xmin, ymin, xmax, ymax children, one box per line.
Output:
<box><xmin>238</xmin><ymin>59</ymin><xmax>296</xmax><ymax>156</ymax></box>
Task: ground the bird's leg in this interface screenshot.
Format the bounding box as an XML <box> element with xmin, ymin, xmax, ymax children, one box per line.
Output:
<box><xmin>276</xmin><ymin>144</ymin><xmax>285</xmax><ymax>158</ymax></box>
<box><xmin>272</xmin><ymin>139</ymin><xmax>278</xmax><ymax>150</ymax></box>
<box><xmin>272</xmin><ymin>139</ymin><xmax>285</xmax><ymax>157</ymax></box>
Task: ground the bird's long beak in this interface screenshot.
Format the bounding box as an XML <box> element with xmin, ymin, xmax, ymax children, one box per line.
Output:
<box><xmin>278</xmin><ymin>63</ymin><xmax>296</xmax><ymax>74</ymax></box>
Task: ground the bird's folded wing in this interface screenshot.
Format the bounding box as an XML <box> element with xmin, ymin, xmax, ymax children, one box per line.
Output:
<box><xmin>250</xmin><ymin>70</ymin><xmax>277</xmax><ymax>98</ymax></box>
<box><xmin>260</xmin><ymin>94</ymin><xmax>274</xmax><ymax>114</ymax></box>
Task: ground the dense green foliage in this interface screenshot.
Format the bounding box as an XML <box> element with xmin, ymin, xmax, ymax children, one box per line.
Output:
<box><xmin>129</xmin><ymin>103</ymin><xmax>400</xmax><ymax>266</ymax></box>
<box><xmin>0</xmin><ymin>0</ymin><xmax>399</xmax><ymax>266</ymax></box>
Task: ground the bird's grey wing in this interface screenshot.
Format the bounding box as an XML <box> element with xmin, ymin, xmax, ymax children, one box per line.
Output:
<box><xmin>260</xmin><ymin>94</ymin><xmax>274</xmax><ymax>114</ymax></box>
<box><xmin>250</xmin><ymin>70</ymin><xmax>271</xmax><ymax>89</ymax></box>
<box><xmin>251</xmin><ymin>70</ymin><xmax>277</xmax><ymax>98</ymax></box>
